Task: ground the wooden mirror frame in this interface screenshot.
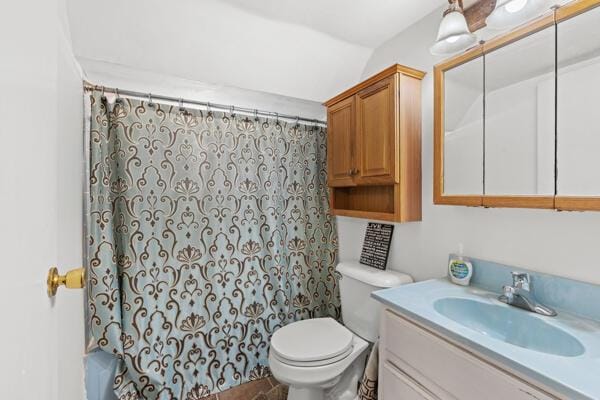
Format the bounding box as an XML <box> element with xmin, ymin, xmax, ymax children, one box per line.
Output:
<box><xmin>434</xmin><ymin>0</ymin><xmax>600</xmax><ymax>211</ymax></box>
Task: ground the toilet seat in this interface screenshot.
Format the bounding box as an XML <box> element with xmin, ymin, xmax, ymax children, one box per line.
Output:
<box><xmin>270</xmin><ymin>318</ymin><xmax>354</xmax><ymax>367</ymax></box>
<box><xmin>272</xmin><ymin>345</ymin><xmax>353</xmax><ymax>367</ymax></box>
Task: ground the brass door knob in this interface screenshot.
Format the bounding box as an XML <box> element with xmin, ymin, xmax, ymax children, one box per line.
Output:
<box><xmin>47</xmin><ymin>267</ymin><xmax>86</xmax><ymax>297</ymax></box>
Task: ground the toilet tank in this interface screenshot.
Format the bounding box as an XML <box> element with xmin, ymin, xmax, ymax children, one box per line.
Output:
<box><xmin>337</xmin><ymin>261</ymin><xmax>413</xmax><ymax>342</ymax></box>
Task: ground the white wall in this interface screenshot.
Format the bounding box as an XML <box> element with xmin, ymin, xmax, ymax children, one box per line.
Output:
<box><xmin>79</xmin><ymin>59</ymin><xmax>326</xmax><ymax>121</ymax></box>
<box><xmin>66</xmin><ymin>0</ymin><xmax>372</xmax><ymax>102</ymax></box>
<box><xmin>0</xmin><ymin>0</ymin><xmax>84</xmax><ymax>398</ymax></box>
<box><xmin>337</xmin><ymin>7</ymin><xmax>600</xmax><ymax>286</ymax></box>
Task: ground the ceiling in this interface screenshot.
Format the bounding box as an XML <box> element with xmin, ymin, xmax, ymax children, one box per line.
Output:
<box><xmin>218</xmin><ymin>0</ymin><xmax>447</xmax><ymax>48</ymax></box>
<box><xmin>66</xmin><ymin>0</ymin><xmax>451</xmax><ymax>101</ymax></box>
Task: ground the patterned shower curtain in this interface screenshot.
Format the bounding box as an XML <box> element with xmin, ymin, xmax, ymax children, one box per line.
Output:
<box><xmin>86</xmin><ymin>92</ymin><xmax>339</xmax><ymax>399</ymax></box>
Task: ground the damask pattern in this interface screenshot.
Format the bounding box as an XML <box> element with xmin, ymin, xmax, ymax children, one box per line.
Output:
<box><xmin>86</xmin><ymin>93</ymin><xmax>339</xmax><ymax>400</ymax></box>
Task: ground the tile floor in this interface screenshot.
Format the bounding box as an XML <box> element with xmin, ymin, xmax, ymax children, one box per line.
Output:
<box><xmin>205</xmin><ymin>377</ymin><xmax>288</xmax><ymax>400</ymax></box>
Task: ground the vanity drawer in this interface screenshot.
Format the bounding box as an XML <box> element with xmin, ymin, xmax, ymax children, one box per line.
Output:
<box><xmin>381</xmin><ymin>360</ymin><xmax>440</xmax><ymax>400</ymax></box>
<box><xmin>381</xmin><ymin>310</ymin><xmax>558</xmax><ymax>400</ymax></box>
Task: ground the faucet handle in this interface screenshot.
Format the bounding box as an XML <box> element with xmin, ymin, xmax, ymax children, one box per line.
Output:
<box><xmin>503</xmin><ymin>284</ymin><xmax>515</xmax><ymax>295</ymax></box>
<box><xmin>511</xmin><ymin>272</ymin><xmax>530</xmax><ymax>290</ymax></box>
<box><xmin>500</xmin><ymin>285</ymin><xmax>515</xmax><ymax>303</ymax></box>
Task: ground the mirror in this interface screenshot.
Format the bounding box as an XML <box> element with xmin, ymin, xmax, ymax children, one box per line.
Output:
<box><xmin>443</xmin><ymin>57</ymin><xmax>484</xmax><ymax>195</ymax></box>
<box><xmin>557</xmin><ymin>5</ymin><xmax>600</xmax><ymax>196</ymax></box>
<box><xmin>435</xmin><ymin>1</ymin><xmax>600</xmax><ymax>210</ymax></box>
<box><xmin>484</xmin><ymin>24</ymin><xmax>556</xmax><ymax>196</ymax></box>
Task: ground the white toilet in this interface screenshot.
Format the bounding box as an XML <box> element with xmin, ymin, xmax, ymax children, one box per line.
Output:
<box><xmin>268</xmin><ymin>261</ymin><xmax>413</xmax><ymax>400</ymax></box>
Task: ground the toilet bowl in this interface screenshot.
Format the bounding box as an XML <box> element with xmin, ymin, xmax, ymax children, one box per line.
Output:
<box><xmin>269</xmin><ymin>318</ymin><xmax>369</xmax><ymax>400</ymax></box>
<box><xmin>268</xmin><ymin>262</ymin><xmax>413</xmax><ymax>400</ymax></box>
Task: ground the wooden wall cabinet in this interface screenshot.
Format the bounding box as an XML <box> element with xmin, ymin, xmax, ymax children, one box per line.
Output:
<box><xmin>355</xmin><ymin>76</ymin><xmax>397</xmax><ymax>186</ymax></box>
<box><xmin>328</xmin><ymin>97</ymin><xmax>356</xmax><ymax>187</ymax></box>
<box><xmin>324</xmin><ymin>64</ymin><xmax>425</xmax><ymax>222</ymax></box>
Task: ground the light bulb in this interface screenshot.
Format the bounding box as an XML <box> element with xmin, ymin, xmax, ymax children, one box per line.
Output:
<box><xmin>486</xmin><ymin>0</ymin><xmax>550</xmax><ymax>30</ymax></box>
<box><xmin>446</xmin><ymin>36</ymin><xmax>460</xmax><ymax>43</ymax></box>
<box><xmin>505</xmin><ymin>0</ymin><xmax>528</xmax><ymax>13</ymax></box>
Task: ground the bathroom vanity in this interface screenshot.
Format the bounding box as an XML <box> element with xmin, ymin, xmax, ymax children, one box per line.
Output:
<box><xmin>373</xmin><ymin>258</ymin><xmax>600</xmax><ymax>400</ymax></box>
<box><xmin>379</xmin><ymin>308</ymin><xmax>558</xmax><ymax>400</ymax></box>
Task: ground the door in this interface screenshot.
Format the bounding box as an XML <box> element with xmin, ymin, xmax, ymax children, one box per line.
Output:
<box><xmin>0</xmin><ymin>1</ymin><xmax>86</xmax><ymax>399</ymax></box>
<box><xmin>355</xmin><ymin>76</ymin><xmax>398</xmax><ymax>185</ymax></box>
<box><xmin>327</xmin><ymin>96</ymin><xmax>356</xmax><ymax>187</ymax></box>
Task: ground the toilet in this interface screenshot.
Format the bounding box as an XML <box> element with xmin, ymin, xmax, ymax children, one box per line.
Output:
<box><xmin>268</xmin><ymin>261</ymin><xmax>413</xmax><ymax>400</ymax></box>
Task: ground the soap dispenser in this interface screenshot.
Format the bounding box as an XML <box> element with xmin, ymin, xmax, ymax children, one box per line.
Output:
<box><xmin>448</xmin><ymin>245</ymin><xmax>473</xmax><ymax>286</ymax></box>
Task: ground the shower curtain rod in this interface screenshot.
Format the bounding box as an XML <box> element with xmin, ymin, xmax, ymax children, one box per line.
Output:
<box><xmin>83</xmin><ymin>81</ymin><xmax>327</xmax><ymax>126</ymax></box>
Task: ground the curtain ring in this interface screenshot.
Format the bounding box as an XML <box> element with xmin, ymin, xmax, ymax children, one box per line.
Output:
<box><xmin>254</xmin><ymin>109</ymin><xmax>259</xmax><ymax>121</ymax></box>
<box><xmin>275</xmin><ymin>113</ymin><xmax>280</xmax><ymax>125</ymax></box>
<box><xmin>206</xmin><ymin>102</ymin><xmax>212</xmax><ymax>116</ymax></box>
<box><xmin>148</xmin><ymin>93</ymin><xmax>154</xmax><ymax>107</ymax></box>
<box><xmin>230</xmin><ymin>105</ymin><xmax>235</xmax><ymax>118</ymax></box>
<box><xmin>115</xmin><ymin>88</ymin><xmax>122</xmax><ymax>103</ymax></box>
<box><xmin>295</xmin><ymin>116</ymin><xmax>300</xmax><ymax>127</ymax></box>
<box><xmin>179</xmin><ymin>98</ymin><xmax>185</xmax><ymax>112</ymax></box>
<box><xmin>101</xmin><ymin>86</ymin><xmax>106</xmax><ymax>101</ymax></box>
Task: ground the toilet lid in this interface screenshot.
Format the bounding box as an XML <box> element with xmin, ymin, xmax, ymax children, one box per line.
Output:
<box><xmin>270</xmin><ymin>318</ymin><xmax>354</xmax><ymax>363</ymax></box>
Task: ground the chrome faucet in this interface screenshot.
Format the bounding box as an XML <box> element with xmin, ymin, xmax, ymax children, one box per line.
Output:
<box><xmin>498</xmin><ymin>272</ymin><xmax>557</xmax><ymax>317</ymax></box>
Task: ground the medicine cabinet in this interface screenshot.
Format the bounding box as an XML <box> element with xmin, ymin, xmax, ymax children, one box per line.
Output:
<box><xmin>434</xmin><ymin>0</ymin><xmax>600</xmax><ymax>211</ymax></box>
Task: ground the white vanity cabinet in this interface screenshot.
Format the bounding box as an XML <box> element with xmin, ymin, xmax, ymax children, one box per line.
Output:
<box><xmin>379</xmin><ymin>309</ymin><xmax>561</xmax><ymax>400</ymax></box>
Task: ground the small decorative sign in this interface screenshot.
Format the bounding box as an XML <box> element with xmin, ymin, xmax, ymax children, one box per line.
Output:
<box><xmin>359</xmin><ymin>222</ymin><xmax>394</xmax><ymax>270</ymax></box>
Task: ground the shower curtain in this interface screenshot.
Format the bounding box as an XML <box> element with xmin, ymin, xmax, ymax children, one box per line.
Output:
<box><xmin>86</xmin><ymin>92</ymin><xmax>339</xmax><ymax>399</ymax></box>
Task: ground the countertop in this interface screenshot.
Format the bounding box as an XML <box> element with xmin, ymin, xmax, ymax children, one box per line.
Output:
<box><xmin>372</xmin><ymin>278</ymin><xmax>600</xmax><ymax>400</ymax></box>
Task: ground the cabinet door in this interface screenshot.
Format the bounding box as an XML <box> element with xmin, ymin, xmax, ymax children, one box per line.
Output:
<box><xmin>382</xmin><ymin>361</ymin><xmax>440</xmax><ymax>400</ymax></box>
<box><xmin>382</xmin><ymin>310</ymin><xmax>558</xmax><ymax>400</ymax></box>
<box><xmin>327</xmin><ymin>96</ymin><xmax>356</xmax><ymax>187</ymax></box>
<box><xmin>355</xmin><ymin>76</ymin><xmax>398</xmax><ymax>185</ymax></box>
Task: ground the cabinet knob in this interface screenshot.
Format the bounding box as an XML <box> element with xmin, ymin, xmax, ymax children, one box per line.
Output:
<box><xmin>350</xmin><ymin>168</ymin><xmax>360</xmax><ymax>175</ymax></box>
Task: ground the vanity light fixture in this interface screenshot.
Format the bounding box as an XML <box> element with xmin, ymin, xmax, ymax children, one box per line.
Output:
<box><xmin>430</xmin><ymin>0</ymin><xmax>477</xmax><ymax>56</ymax></box>
<box><xmin>486</xmin><ymin>0</ymin><xmax>551</xmax><ymax>29</ymax></box>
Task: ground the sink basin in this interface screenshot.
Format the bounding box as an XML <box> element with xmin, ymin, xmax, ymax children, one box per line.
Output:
<box><xmin>434</xmin><ymin>298</ymin><xmax>585</xmax><ymax>357</ymax></box>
